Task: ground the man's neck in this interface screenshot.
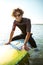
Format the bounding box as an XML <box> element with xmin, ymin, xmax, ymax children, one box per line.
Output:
<box><xmin>16</xmin><ymin>18</ymin><xmax>22</xmax><ymax>23</ymax></box>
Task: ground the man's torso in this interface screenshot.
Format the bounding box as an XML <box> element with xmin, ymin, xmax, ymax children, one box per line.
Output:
<box><xmin>13</xmin><ymin>18</ymin><xmax>31</xmax><ymax>34</ymax></box>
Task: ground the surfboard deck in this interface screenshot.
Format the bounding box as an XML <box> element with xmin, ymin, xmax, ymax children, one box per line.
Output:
<box><xmin>0</xmin><ymin>39</ymin><xmax>30</xmax><ymax>65</ymax></box>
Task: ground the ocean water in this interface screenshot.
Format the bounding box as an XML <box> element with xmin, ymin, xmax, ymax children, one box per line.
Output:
<box><xmin>31</xmin><ymin>24</ymin><xmax>43</xmax><ymax>44</ymax></box>
<box><xmin>29</xmin><ymin>24</ymin><xmax>43</xmax><ymax>65</ymax></box>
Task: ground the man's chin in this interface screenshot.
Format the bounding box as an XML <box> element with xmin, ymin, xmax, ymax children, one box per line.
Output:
<box><xmin>16</xmin><ymin>19</ymin><xmax>22</xmax><ymax>22</ymax></box>
<box><xmin>16</xmin><ymin>20</ymin><xmax>21</xmax><ymax>22</ymax></box>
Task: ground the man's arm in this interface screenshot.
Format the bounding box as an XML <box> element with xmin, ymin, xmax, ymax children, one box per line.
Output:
<box><xmin>4</xmin><ymin>30</ymin><xmax>15</xmax><ymax>45</ymax></box>
<box><xmin>24</xmin><ymin>19</ymin><xmax>31</xmax><ymax>45</ymax></box>
<box><xmin>24</xmin><ymin>32</ymin><xmax>30</xmax><ymax>45</ymax></box>
<box><xmin>5</xmin><ymin>21</ymin><xmax>16</xmax><ymax>45</ymax></box>
<box><xmin>8</xmin><ymin>30</ymin><xmax>14</xmax><ymax>43</ymax></box>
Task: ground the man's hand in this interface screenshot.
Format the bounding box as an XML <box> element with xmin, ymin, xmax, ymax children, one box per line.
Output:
<box><xmin>4</xmin><ymin>42</ymin><xmax>10</xmax><ymax>45</ymax></box>
<box><xmin>22</xmin><ymin>44</ymin><xmax>30</xmax><ymax>51</ymax></box>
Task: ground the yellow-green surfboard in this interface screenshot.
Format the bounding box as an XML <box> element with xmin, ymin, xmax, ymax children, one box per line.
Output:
<box><xmin>0</xmin><ymin>40</ymin><xmax>30</xmax><ymax>65</ymax></box>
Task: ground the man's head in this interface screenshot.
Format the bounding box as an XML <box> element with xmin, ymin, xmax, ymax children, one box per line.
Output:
<box><xmin>12</xmin><ymin>8</ymin><xmax>24</xmax><ymax>22</ymax></box>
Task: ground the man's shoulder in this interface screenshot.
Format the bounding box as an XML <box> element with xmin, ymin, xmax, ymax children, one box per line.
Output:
<box><xmin>22</xmin><ymin>17</ymin><xmax>31</xmax><ymax>21</ymax></box>
<box><xmin>13</xmin><ymin>20</ymin><xmax>16</xmax><ymax>25</ymax></box>
<box><xmin>13</xmin><ymin>20</ymin><xmax>16</xmax><ymax>22</ymax></box>
<box><xmin>13</xmin><ymin>20</ymin><xmax>16</xmax><ymax>23</ymax></box>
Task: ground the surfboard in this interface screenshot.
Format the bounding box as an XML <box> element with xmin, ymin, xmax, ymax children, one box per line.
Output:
<box><xmin>0</xmin><ymin>39</ymin><xmax>30</xmax><ymax>65</ymax></box>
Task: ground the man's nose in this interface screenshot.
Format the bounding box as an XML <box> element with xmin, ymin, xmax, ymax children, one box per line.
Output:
<box><xmin>16</xmin><ymin>16</ymin><xmax>19</xmax><ymax>18</ymax></box>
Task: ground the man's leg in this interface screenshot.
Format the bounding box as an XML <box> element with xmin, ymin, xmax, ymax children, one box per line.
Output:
<box><xmin>29</xmin><ymin>36</ymin><xmax>37</xmax><ymax>48</ymax></box>
<box><xmin>12</xmin><ymin>34</ymin><xmax>25</xmax><ymax>41</ymax></box>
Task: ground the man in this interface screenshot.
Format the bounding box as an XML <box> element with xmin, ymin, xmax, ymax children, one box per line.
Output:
<box><xmin>5</xmin><ymin>8</ymin><xmax>37</xmax><ymax>49</ymax></box>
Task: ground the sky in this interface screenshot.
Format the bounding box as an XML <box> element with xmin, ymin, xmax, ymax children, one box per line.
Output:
<box><xmin>0</xmin><ymin>0</ymin><xmax>43</xmax><ymax>42</ymax></box>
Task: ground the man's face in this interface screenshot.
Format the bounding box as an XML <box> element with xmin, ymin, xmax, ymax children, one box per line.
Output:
<box><xmin>14</xmin><ymin>12</ymin><xmax>22</xmax><ymax>22</ymax></box>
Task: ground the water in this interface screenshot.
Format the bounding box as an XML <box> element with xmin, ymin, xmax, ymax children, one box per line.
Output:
<box><xmin>29</xmin><ymin>24</ymin><xmax>43</xmax><ymax>65</ymax></box>
<box><xmin>31</xmin><ymin>24</ymin><xmax>43</xmax><ymax>44</ymax></box>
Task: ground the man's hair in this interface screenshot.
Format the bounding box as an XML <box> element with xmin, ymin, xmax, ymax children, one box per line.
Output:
<box><xmin>12</xmin><ymin>8</ymin><xmax>24</xmax><ymax>17</ymax></box>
